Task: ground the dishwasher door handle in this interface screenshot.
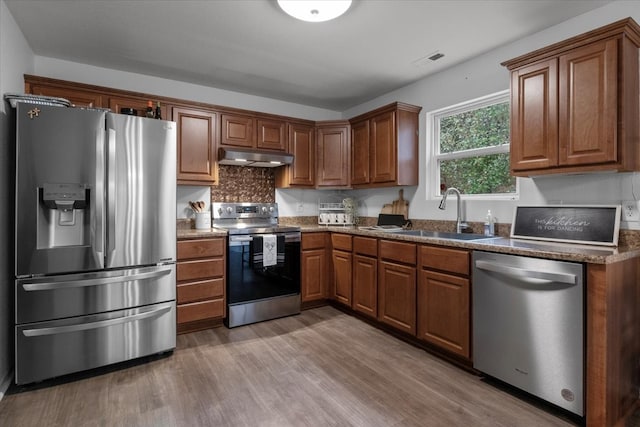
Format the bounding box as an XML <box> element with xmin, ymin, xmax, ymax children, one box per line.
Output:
<box><xmin>474</xmin><ymin>260</ymin><xmax>577</xmax><ymax>285</ymax></box>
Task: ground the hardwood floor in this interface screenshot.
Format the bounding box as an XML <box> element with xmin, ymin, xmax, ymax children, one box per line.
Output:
<box><xmin>0</xmin><ymin>307</ymin><xmax>583</xmax><ymax>426</ymax></box>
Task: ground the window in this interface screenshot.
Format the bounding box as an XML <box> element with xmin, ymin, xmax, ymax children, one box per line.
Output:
<box><xmin>427</xmin><ymin>90</ymin><xmax>517</xmax><ymax>199</ymax></box>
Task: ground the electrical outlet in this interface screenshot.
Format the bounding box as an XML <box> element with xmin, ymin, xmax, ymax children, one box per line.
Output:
<box><xmin>622</xmin><ymin>200</ymin><xmax>640</xmax><ymax>221</ymax></box>
<box><xmin>296</xmin><ymin>202</ymin><xmax>304</xmax><ymax>213</ymax></box>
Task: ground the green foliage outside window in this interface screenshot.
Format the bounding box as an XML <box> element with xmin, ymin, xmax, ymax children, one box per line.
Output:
<box><xmin>438</xmin><ymin>102</ymin><xmax>516</xmax><ymax>195</ymax></box>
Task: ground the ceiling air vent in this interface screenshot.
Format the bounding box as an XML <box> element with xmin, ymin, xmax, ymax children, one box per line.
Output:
<box><xmin>412</xmin><ymin>51</ymin><xmax>445</xmax><ymax>67</ymax></box>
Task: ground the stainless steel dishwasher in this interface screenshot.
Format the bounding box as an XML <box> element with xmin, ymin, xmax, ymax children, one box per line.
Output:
<box><xmin>472</xmin><ymin>251</ymin><xmax>584</xmax><ymax>416</ymax></box>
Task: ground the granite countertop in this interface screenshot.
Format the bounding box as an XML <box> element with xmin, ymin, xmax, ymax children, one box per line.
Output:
<box><xmin>299</xmin><ymin>225</ymin><xmax>640</xmax><ymax>265</ymax></box>
<box><xmin>177</xmin><ymin>228</ymin><xmax>227</xmax><ymax>240</ymax></box>
<box><xmin>176</xmin><ymin>224</ymin><xmax>640</xmax><ymax>264</ymax></box>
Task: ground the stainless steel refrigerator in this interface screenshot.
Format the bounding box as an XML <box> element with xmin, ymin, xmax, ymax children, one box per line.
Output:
<box><xmin>14</xmin><ymin>103</ymin><xmax>177</xmax><ymax>385</ymax></box>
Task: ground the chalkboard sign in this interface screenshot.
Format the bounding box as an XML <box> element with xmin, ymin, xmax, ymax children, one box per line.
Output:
<box><xmin>511</xmin><ymin>205</ymin><xmax>621</xmax><ymax>246</ymax></box>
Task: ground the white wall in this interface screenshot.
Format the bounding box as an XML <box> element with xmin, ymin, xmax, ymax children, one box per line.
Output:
<box><xmin>0</xmin><ymin>0</ymin><xmax>35</xmax><ymax>396</ymax></box>
<box><xmin>34</xmin><ymin>57</ymin><xmax>341</xmax><ymax>122</ymax></box>
<box><xmin>337</xmin><ymin>0</ymin><xmax>640</xmax><ymax>229</ymax></box>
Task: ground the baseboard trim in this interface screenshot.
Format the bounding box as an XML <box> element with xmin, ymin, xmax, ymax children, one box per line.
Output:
<box><xmin>0</xmin><ymin>370</ymin><xmax>13</xmax><ymax>402</ymax></box>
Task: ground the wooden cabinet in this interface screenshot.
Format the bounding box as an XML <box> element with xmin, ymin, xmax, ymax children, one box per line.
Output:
<box><xmin>350</xmin><ymin>120</ymin><xmax>370</xmax><ymax>185</ymax></box>
<box><xmin>257</xmin><ymin>118</ymin><xmax>287</xmax><ymax>151</ymax></box>
<box><xmin>220</xmin><ymin>113</ymin><xmax>255</xmax><ymax>148</ymax></box>
<box><xmin>316</xmin><ymin>121</ymin><xmax>350</xmax><ymax>188</ymax></box>
<box><xmin>276</xmin><ymin>122</ymin><xmax>315</xmax><ymax>188</ymax></box>
<box><xmin>349</xmin><ymin>102</ymin><xmax>421</xmax><ymax>187</ymax></box>
<box><xmin>331</xmin><ymin>234</ymin><xmax>353</xmax><ymax>306</ymax></box>
<box><xmin>27</xmin><ymin>82</ymin><xmax>105</xmax><ymax>108</ymax></box>
<box><xmin>503</xmin><ymin>18</ymin><xmax>640</xmax><ymax>176</ymax></box>
<box><xmin>108</xmin><ymin>96</ymin><xmax>168</xmax><ymax>119</ymax></box>
<box><xmin>301</xmin><ymin>233</ymin><xmax>328</xmax><ymax>303</ymax></box>
<box><xmin>176</xmin><ymin>238</ymin><xmax>226</xmax><ymax>334</ymax></box>
<box><xmin>377</xmin><ymin>240</ymin><xmax>416</xmax><ymax>334</ymax></box>
<box><xmin>352</xmin><ymin>236</ymin><xmax>377</xmax><ymax>318</ymax></box>
<box><xmin>417</xmin><ymin>245</ymin><xmax>470</xmax><ymax>359</ymax></box>
<box><xmin>172</xmin><ymin>107</ymin><xmax>218</xmax><ymax>185</ymax></box>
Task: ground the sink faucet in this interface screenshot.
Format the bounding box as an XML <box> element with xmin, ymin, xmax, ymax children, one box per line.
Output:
<box><xmin>439</xmin><ymin>187</ymin><xmax>469</xmax><ymax>233</ymax></box>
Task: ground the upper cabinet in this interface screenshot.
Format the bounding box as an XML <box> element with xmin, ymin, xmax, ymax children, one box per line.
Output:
<box><xmin>257</xmin><ymin>118</ymin><xmax>287</xmax><ymax>151</ymax></box>
<box><xmin>503</xmin><ymin>18</ymin><xmax>640</xmax><ymax>176</ymax></box>
<box><xmin>349</xmin><ymin>102</ymin><xmax>422</xmax><ymax>187</ymax></box>
<box><xmin>220</xmin><ymin>113</ymin><xmax>288</xmax><ymax>152</ymax></box>
<box><xmin>316</xmin><ymin>121</ymin><xmax>350</xmax><ymax>188</ymax></box>
<box><xmin>25</xmin><ymin>76</ymin><xmax>106</xmax><ymax>108</ymax></box>
<box><xmin>172</xmin><ymin>106</ymin><xmax>218</xmax><ymax>185</ymax></box>
<box><xmin>108</xmin><ymin>95</ymin><xmax>168</xmax><ymax>119</ymax></box>
<box><xmin>275</xmin><ymin>122</ymin><xmax>316</xmax><ymax>188</ymax></box>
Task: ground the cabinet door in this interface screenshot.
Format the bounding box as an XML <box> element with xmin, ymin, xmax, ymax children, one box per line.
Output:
<box><xmin>221</xmin><ymin>113</ymin><xmax>255</xmax><ymax>148</ymax></box>
<box><xmin>378</xmin><ymin>260</ymin><xmax>416</xmax><ymax>334</ymax></box>
<box><xmin>173</xmin><ymin>107</ymin><xmax>218</xmax><ymax>184</ymax></box>
<box><xmin>109</xmin><ymin>96</ymin><xmax>168</xmax><ymax>119</ymax></box>
<box><xmin>353</xmin><ymin>254</ymin><xmax>377</xmax><ymax>318</ymax></box>
<box><xmin>28</xmin><ymin>84</ymin><xmax>105</xmax><ymax>108</ymax></box>
<box><xmin>257</xmin><ymin>118</ymin><xmax>286</xmax><ymax>151</ymax></box>
<box><xmin>351</xmin><ymin>119</ymin><xmax>370</xmax><ymax>185</ymax></box>
<box><xmin>558</xmin><ymin>38</ymin><xmax>618</xmax><ymax>166</ymax></box>
<box><xmin>284</xmin><ymin>123</ymin><xmax>315</xmax><ymax>187</ymax></box>
<box><xmin>417</xmin><ymin>270</ymin><xmax>470</xmax><ymax>359</ymax></box>
<box><xmin>332</xmin><ymin>249</ymin><xmax>352</xmax><ymax>306</ymax></box>
<box><xmin>370</xmin><ymin>111</ymin><xmax>396</xmax><ymax>183</ymax></box>
<box><xmin>317</xmin><ymin>125</ymin><xmax>350</xmax><ymax>187</ymax></box>
<box><xmin>510</xmin><ymin>58</ymin><xmax>559</xmax><ymax>172</ymax></box>
<box><xmin>301</xmin><ymin>249</ymin><xmax>327</xmax><ymax>302</ymax></box>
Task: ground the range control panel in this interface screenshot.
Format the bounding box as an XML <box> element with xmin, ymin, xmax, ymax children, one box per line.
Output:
<box><xmin>212</xmin><ymin>203</ymin><xmax>278</xmax><ymax>220</ymax></box>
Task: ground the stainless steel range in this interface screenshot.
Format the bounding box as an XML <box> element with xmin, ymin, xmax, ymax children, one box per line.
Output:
<box><xmin>212</xmin><ymin>203</ymin><xmax>301</xmax><ymax>328</ymax></box>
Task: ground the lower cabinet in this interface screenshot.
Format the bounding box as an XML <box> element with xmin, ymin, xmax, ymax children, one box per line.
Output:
<box><xmin>417</xmin><ymin>245</ymin><xmax>471</xmax><ymax>359</ymax></box>
<box><xmin>378</xmin><ymin>240</ymin><xmax>417</xmax><ymax>335</ymax></box>
<box><xmin>352</xmin><ymin>236</ymin><xmax>378</xmax><ymax>318</ymax></box>
<box><xmin>176</xmin><ymin>237</ymin><xmax>226</xmax><ymax>334</ymax></box>
<box><xmin>331</xmin><ymin>234</ymin><xmax>353</xmax><ymax>306</ymax></box>
<box><xmin>301</xmin><ymin>233</ymin><xmax>328</xmax><ymax>303</ymax></box>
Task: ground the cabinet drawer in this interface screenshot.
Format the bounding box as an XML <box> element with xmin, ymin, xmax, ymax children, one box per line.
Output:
<box><xmin>353</xmin><ymin>236</ymin><xmax>377</xmax><ymax>257</ymax></box>
<box><xmin>177</xmin><ymin>258</ymin><xmax>224</xmax><ymax>282</ymax></box>
<box><xmin>331</xmin><ymin>233</ymin><xmax>353</xmax><ymax>251</ymax></box>
<box><xmin>177</xmin><ymin>278</ymin><xmax>224</xmax><ymax>304</ymax></box>
<box><xmin>177</xmin><ymin>299</ymin><xmax>225</xmax><ymax>324</ymax></box>
<box><xmin>419</xmin><ymin>245</ymin><xmax>469</xmax><ymax>276</ymax></box>
<box><xmin>177</xmin><ymin>238</ymin><xmax>225</xmax><ymax>260</ymax></box>
<box><xmin>302</xmin><ymin>232</ymin><xmax>327</xmax><ymax>250</ymax></box>
<box><xmin>379</xmin><ymin>240</ymin><xmax>416</xmax><ymax>265</ymax></box>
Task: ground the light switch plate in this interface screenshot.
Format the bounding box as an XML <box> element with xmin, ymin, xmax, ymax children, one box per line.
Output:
<box><xmin>296</xmin><ymin>202</ymin><xmax>304</xmax><ymax>213</ymax></box>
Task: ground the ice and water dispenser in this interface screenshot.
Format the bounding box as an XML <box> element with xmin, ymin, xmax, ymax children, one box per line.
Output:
<box><xmin>37</xmin><ymin>183</ymin><xmax>90</xmax><ymax>248</ymax></box>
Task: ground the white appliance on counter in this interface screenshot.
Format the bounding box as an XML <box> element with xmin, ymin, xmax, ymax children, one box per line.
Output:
<box><xmin>13</xmin><ymin>102</ymin><xmax>177</xmax><ymax>385</ymax></box>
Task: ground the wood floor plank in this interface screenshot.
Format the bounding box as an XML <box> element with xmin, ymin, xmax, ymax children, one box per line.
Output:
<box><xmin>0</xmin><ymin>307</ymin><xmax>580</xmax><ymax>427</ymax></box>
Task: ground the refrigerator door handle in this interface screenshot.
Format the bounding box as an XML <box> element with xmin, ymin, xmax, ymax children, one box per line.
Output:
<box><xmin>107</xmin><ymin>127</ymin><xmax>117</xmax><ymax>257</ymax></box>
<box><xmin>94</xmin><ymin>129</ymin><xmax>105</xmax><ymax>266</ymax></box>
<box><xmin>21</xmin><ymin>304</ymin><xmax>172</xmax><ymax>337</ymax></box>
<box><xmin>21</xmin><ymin>266</ymin><xmax>173</xmax><ymax>291</ymax></box>
<box><xmin>474</xmin><ymin>260</ymin><xmax>577</xmax><ymax>285</ymax></box>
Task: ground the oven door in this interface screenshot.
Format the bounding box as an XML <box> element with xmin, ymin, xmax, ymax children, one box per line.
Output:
<box><xmin>227</xmin><ymin>232</ymin><xmax>301</xmax><ymax>305</ymax></box>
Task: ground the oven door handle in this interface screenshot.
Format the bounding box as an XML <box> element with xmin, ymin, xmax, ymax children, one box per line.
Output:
<box><xmin>229</xmin><ymin>236</ymin><xmax>253</xmax><ymax>246</ymax></box>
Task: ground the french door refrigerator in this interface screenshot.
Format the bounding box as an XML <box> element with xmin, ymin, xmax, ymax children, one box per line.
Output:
<box><xmin>14</xmin><ymin>103</ymin><xmax>177</xmax><ymax>385</ymax></box>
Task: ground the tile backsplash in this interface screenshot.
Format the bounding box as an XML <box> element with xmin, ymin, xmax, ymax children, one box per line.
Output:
<box><xmin>211</xmin><ymin>165</ymin><xmax>275</xmax><ymax>203</ymax></box>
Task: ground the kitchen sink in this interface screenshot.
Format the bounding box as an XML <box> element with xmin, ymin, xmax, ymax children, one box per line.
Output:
<box><xmin>388</xmin><ymin>229</ymin><xmax>494</xmax><ymax>241</ymax></box>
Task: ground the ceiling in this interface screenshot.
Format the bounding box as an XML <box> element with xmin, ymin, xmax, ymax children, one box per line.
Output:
<box><xmin>6</xmin><ymin>0</ymin><xmax>613</xmax><ymax>111</ymax></box>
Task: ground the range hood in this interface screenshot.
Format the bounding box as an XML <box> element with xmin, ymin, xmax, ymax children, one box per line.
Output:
<box><xmin>218</xmin><ymin>147</ymin><xmax>294</xmax><ymax>167</ymax></box>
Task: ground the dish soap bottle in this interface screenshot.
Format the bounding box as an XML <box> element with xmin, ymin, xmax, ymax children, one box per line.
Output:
<box><xmin>484</xmin><ymin>210</ymin><xmax>495</xmax><ymax>236</ymax></box>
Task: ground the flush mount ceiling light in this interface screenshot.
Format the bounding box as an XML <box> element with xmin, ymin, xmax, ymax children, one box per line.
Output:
<box><xmin>277</xmin><ymin>0</ymin><xmax>352</xmax><ymax>22</ymax></box>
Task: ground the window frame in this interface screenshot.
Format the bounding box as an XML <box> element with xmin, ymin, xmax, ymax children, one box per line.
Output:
<box><xmin>426</xmin><ymin>90</ymin><xmax>518</xmax><ymax>200</ymax></box>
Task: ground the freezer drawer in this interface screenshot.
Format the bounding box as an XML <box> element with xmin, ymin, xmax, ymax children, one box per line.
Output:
<box><xmin>16</xmin><ymin>265</ymin><xmax>176</xmax><ymax>324</ymax></box>
<box><xmin>15</xmin><ymin>301</ymin><xmax>175</xmax><ymax>385</ymax></box>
